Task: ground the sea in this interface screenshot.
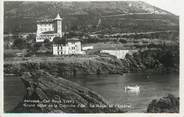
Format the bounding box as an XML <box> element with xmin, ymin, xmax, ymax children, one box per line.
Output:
<box><xmin>4</xmin><ymin>73</ymin><xmax>179</xmax><ymax>113</ymax></box>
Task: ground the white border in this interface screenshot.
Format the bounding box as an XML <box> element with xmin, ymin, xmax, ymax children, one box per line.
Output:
<box><xmin>1</xmin><ymin>0</ymin><xmax>184</xmax><ymax>117</ymax></box>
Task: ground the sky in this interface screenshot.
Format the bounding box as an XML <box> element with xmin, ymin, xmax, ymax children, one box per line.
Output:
<box><xmin>142</xmin><ymin>0</ymin><xmax>182</xmax><ymax>15</ymax></box>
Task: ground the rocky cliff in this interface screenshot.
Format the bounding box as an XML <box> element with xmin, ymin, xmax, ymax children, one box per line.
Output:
<box><xmin>12</xmin><ymin>70</ymin><xmax>124</xmax><ymax>113</ymax></box>
<box><xmin>4</xmin><ymin>48</ymin><xmax>179</xmax><ymax>78</ymax></box>
<box><xmin>147</xmin><ymin>94</ymin><xmax>179</xmax><ymax>113</ymax></box>
<box><xmin>4</xmin><ymin>49</ymin><xmax>179</xmax><ymax>113</ymax></box>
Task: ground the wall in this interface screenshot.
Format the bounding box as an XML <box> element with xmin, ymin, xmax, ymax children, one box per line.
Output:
<box><xmin>53</xmin><ymin>42</ymin><xmax>85</xmax><ymax>55</ymax></box>
<box><xmin>36</xmin><ymin>34</ymin><xmax>57</xmax><ymax>42</ymax></box>
<box><xmin>36</xmin><ymin>20</ymin><xmax>62</xmax><ymax>42</ymax></box>
<box><xmin>67</xmin><ymin>41</ymin><xmax>82</xmax><ymax>54</ymax></box>
<box><xmin>82</xmin><ymin>46</ymin><xmax>94</xmax><ymax>50</ymax></box>
<box><xmin>37</xmin><ymin>23</ymin><xmax>54</xmax><ymax>35</ymax></box>
<box><xmin>100</xmin><ymin>50</ymin><xmax>137</xmax><ymax>59</ymax></box>
<box><xmin>53</xmin><ymin>44</ymin><xmax>62</xmax><ymax>55</ymax></box>
<box><xmin>62</xmin><ymin>46</ymin><xmax>69</xmax><ymax>55</ymax></box>
<box><xmin>55</xmin><ymin>20</ymin><xmax>62</xmax><ymax>36</ymax></box>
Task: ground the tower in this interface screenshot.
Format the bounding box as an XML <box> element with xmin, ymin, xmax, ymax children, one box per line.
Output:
<box><xmin>54</xmin><ymin>13</ymin><xmax>62</xmax><ymax>37</ymax></box>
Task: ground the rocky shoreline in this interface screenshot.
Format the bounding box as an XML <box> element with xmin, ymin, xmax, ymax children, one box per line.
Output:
<box><xmin>4</xmin><ymin>49</ymin><xmax>179</xmax><ymax>113</ymax></box>
<box><xmin>7</xmin><ymin>70</ymin><xmax>179</xmax><ymax>113</ymax></box>
<box><xmin>11</xmin><ymin>70</ymin><xmax>125</xmax><ymax>113</ymax></box>
<box><xmin>147</xmin><ymin>94</ymin><xmax>179</xmax><ymax>113</ymax></box>
<box><xmin>4</xmin><ymin>49</ymin><xmax>179</xmax><ymax>78</ymax></box>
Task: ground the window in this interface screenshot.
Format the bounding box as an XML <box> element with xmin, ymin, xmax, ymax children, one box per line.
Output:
<box><xmin>57</xmin><ymin>45</ymin><xmax>59</xmax><ymax>50</ymax></box>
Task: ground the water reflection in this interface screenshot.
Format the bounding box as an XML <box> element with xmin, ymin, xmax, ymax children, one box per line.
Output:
<box><xmin>70</xmin><ymin>73</ymin><xmax>179</xmax><ymax>112</ymax></box>
<box><xmin>125</xmin><ymin>86</ymin><xmax>140</xmax><ymax>96</ymax></box>
<box><xmin>4</xmin><ymin>73</ymin><xmax>179</xmax><ymax>113</ymax></box>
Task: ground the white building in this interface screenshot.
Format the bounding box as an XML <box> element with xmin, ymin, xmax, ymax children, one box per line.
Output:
<box><xmin>53</xmin><ymin>37</ymin><xmax>85</xmax><ymax>55</ymax></box>
<box><xmin>82</xmin><ymin>46</ymin><xmax>94</xmax><ymax>50</ymax></box>
<box><xmin>36</xmin><ymin>14</ymin><xmax>63</xmax><ymax>42</ymax></box>
<box><xmin>36</xmin><ymin>13</ymin><xmax>86</xmax><ymax>55</ymax></box>
<box><xmin>100</xmin><ymin>50</ymin><xmax>138</xmax><ymax>59</ymax></box>
<box><xmin>100</xmin><ymin>50</ymin><xmax>129</xmax><ymax>59</ymax></box>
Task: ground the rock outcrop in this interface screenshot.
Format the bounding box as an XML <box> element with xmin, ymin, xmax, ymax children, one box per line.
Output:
<box><xmin>12</xmin><ymin>70</ymin><xmax>124</xmax><ymax>113</ymax></box>
<box><xmin>4</xmin><ymin>55</ymin><xmax>125</xmax><ymax>78</ymax></box>
<box><xmin>4</xmin><ymin>48</ymin><xmax>179</xmax><ymax>78</ymax></box>
<box><xmin>147</xmin><ymin>94</ymin><xmax>179</xmax><ymax>113</ymax></box>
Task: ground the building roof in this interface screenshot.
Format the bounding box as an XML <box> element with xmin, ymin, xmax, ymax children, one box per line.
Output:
<box><xmin>37</xmin><ymin>13</ymin><xmax>62</xmax><ymax>23</ymax></box>
<box><xmin>53</xmin><ymin>37</ymin><xmax>66</xmax><ymax>44</ymax></box>
<box><xmin>67</xmin><ymin>38</ymin><xmax>80</xmax><ymax>42</ymax></box>
<box><xmin>53</xmin><ymin>37</ymin><xmax>80</xmax><ymax>44</ymax></box>
<box><xmin>37</xmin><ymin>19</ymin><xmax>54</xmax><ymax>23</ymax></box>
<box><xmin>42</xmin><ymin>31</ymin><xmax>56</xmax><ymax>34</ymax></box>
<box><xmin>55</xmin><ymin>13</ymin><xmax>62</xmax><ymax>20</ymax></box>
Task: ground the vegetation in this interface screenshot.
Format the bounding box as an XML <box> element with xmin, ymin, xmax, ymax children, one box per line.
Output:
<box><xmin>123</xmin><ymin>45</ymin><xmax>179</xmax><ymax>72</ymax></box>
<box><xmin>12</xmin><ymin>38</ymin><xmax>27</xmax><ymax>49</ymax></box>
<box><xmin>147</xmin><ymin>94</ymin><xmax>179</xmax><ymax>113</ymax></box>
<box><xmin>4</xmin><ymin>44</ymin><xmax>179</xmax><ymax>79</ymax></box>
<box><xmin>3</xmin><ymin>1</ymin><xmax>179</xmax><ymax>113</ymax></box>
<box><xmin>4</xmin><ymin>1</ymin><xmax>178</xmax><ymax>34</ymax></box>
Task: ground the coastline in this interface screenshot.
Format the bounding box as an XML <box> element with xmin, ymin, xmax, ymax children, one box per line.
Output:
<box><xmin>4</xmin><ymin>48</ymin><xmax>179</xmax><ymax>113</ymax></box>
<box><xmin>8</xmin><ymin>70</ymin><xmax>125</xmax><ymax>113</ymax></box>
<box><xmin>4</xmin><ymin>72</ymin><xmax>179</xmax><ymax>113</ymax></box>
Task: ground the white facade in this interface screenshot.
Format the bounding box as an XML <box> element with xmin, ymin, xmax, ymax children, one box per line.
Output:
<box><xmin>36</xmin><ymin>14</ymin><xmax>62</xmax><ymax>42</ymax></box>
<box><xmin>82</xmin><ymin>46</ymin><xmax>94</xmax><ymax>50</ymax></box>
<box><xmin>67</xmin><ymin>41</ymin><xmax>82</xmax><ymax>54</ymax></box>
<box><xmin>37</xmin><ymin>23</ymin><xmax>54</xmax><ymax>35</ymax></box>
<box><xmin>100</xmin><ymin>50</ymin><xmax>129</xmax><ymax>59</ymax></box>
<box><xmin>100</xmin><ymin>50</ymin><xmax>138</xmax><ymax>59</ymax></box>
<box><xmin>53</xmin><ymin>44</ymin><xmax>62</xmax><ymax>55</ymax></box>
<box><xmin>36</xmin><ymin>34</ymin><xmax>60</xmax><ymax>42</ymax></box>
<box><xmin>53</xmin><ymin>40</ymin><xmax>85</xmax><ymax>55</ymax></box>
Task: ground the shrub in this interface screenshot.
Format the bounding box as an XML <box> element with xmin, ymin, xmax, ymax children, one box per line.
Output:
<box><xmin>119</xmin><ymin>39</ymin><xmax>127</xmax><ymax>43</ymax></box>
<box><xmin>13</xmin><ymin>38</ymin><xmax>27</xmax><ymax>49</ymax></box>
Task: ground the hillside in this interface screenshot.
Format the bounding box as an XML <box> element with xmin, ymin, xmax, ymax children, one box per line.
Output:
<box><xmin>4</xmin><ymin>1</ymin><xmax>179</xmax><ymax>34</ymax></box>
<box><xmin>4</xmin><ymin>45</ymin><xmax>179</xmax><ymax>78</ymax></box>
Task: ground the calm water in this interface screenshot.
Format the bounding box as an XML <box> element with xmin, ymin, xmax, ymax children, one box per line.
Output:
<box><xmin>4</xmin><ymin>75</ymin><xmax>26</xmax><ymax>112</ymax></box>
<box><xmin>4</xmin><ymin>73</ymin><xmax>179</xmax><ymax>113</ymax></box>
<box><xmin>69</xmin><ymin>73</ymin><xmax>179</xmax><ymax>112</ymax></box>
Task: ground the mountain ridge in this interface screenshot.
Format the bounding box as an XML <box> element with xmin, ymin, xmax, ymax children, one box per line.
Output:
<box><xmin>4</xmin><ymin>1</ymin><xmax>179</xmax><ymax>34</ymax></box>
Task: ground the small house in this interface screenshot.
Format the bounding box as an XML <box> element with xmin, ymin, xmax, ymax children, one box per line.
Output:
<box><xmin>53</xmin><ymin>37</ymin><xmax>85</xmax><ymax>55</ymax></box>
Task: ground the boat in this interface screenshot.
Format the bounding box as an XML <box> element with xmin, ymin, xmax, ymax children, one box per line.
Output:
<box><xmin>125</xmin><ymin>85</ymin><xmax>140</xmax><ymax>92</ymax></box>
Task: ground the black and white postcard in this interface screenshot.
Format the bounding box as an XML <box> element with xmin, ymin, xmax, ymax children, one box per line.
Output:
<box><xmin>2</xmin><ymin>0</ymin><xmax>182</xmax><ymax>116</ymax></box>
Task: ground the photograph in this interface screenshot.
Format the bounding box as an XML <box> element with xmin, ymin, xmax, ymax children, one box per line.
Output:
<box><xmin>3</xmin><ymin>0</ymin><xmax>179</xmax><ymax>113</ymax></box>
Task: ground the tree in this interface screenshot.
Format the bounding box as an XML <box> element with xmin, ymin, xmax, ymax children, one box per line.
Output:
<box><xmin>43</xmin><ymin>39</ymin><xmax>52</xmax><ymax>49</ymax></box>
<box><xmin>27</xmin><ymin>34</ymin><xmax>36</xmax><ymax>43</ymax></box>
<box><xmin>13</xmin><ymin>38</ymin><xmax>27</xmax><ymax>49</ymax></box>
<box><xmin>33</xmin><ymin>42</ymin><xmax>42</xmax><ymax>52</ymax></box>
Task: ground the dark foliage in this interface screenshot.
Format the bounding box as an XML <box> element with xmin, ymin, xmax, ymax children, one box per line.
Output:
<box><xmin>43</xmin><ymin>39</ymin><xmax>52</xmax><ymax>49</ymax></box>
<box><xmin>13</xmin><ymin>38</ymin><xmax>27</xmax><ymax>49</ymax></box>
<box><xmin>147</xmin><ymin>94</ymin><xmax>179</xmax><ymax>113</ymax></box>
<box><xmin>4</xmin><ymin>1</ymin><xmax>179</xmax><ymax>34</ymax></box>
